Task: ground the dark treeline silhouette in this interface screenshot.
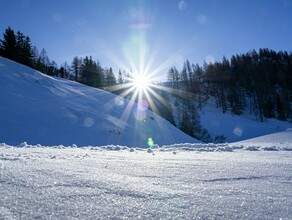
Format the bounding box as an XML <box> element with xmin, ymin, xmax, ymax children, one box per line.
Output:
<box><xmin>166</xmin><ymin>49</ymin><xmax>292</xmax><ymax>123</ymax></box>
<box><xmin>0</xmin><ymin>27</ymin><xmax>117</xmax><ymax>88</ymax></box>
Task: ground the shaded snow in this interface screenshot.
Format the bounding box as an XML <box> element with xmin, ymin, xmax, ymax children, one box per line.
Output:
<box><xmin>200</xmin><ymin>97</ymin><xmax>292</xmax><ymax>142</ymax></box>
<box><xmin>0</xmin><ymin>57</ymin><xmax>198</xmax><ymax>147</ymax></box>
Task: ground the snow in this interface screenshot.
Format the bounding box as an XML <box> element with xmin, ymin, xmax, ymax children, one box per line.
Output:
<box><xmin>200</xmin><ymin>97</ymin><xmax>292</xmax><ymax>142</ymax></box>
<box><xmin>1</xmin><ymin>57</ymin><xmax>292</xmax><ymax>219</ymax></box>
<box><xmin>0</xmin><ymin>143</ymin><xmax>291</xmax><ymax>219</ymax></box>
<box><xmin>232</xmin><ymin>129</ymin><xmax>292</xmax><ymax>150</ymax></box>
<box><xmin>0</xmin><ymin>57</ymin><xmax>198</xmax><ymax>147</ymax></box>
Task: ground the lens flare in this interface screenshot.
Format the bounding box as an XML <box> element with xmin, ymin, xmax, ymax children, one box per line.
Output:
<box><xmin>134</xmin><ymin>107</ymin><xmax>147</xmax><ymax>121</ymax></box>
<box><xmin>147</xmin><ymin>137</ymin><xmax>154</xmax><ymax>147</ymax></box>
<box><xmin>114</xmin><ymin>96</ymin><xmax>125</xmax><ymax>106</ymax></box>
<box><xmin>132</xmin><ymin>74</ymin><xmax>150</xmax><ymax>92</ymax></box>
<box><xmin>233</xmin><ymin>127</ymin><xmax>243</xmax><ymax>136</ymax></box>
<box><xmin>90</xmin><ymin>3</ymin><xmax>192</xmax><ymax>145</ymax></box>
<box><xmin>84</xmin><ymin>117</ymin><xmax>95</xmax><ymax>127</ymax></box>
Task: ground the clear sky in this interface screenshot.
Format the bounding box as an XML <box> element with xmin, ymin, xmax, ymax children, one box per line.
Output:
<box><xmin>1</xmin><ymin>0</ymin><xmax>292</xmax><ymax>80</ymax></box>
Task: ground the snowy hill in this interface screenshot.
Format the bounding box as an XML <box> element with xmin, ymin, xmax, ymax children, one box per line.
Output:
<box><xmin>0</xmin><ymin>57</ymin><xmax>198</xmax><ymax>147</ymax></box>
<box><xmin>199</xmin><ymin>98</ymin><xmax>292</xmax><ymax>142</ymax></box>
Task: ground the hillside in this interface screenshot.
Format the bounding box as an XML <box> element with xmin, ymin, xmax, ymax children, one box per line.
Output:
<box><xmin>0</xmin><ymin>57</ymin><xmax>198</xmax><ymax>147</ymax></box>
<box><xmin>199</xmin><ymin>99</ymin><xmax>292</xmax><ymax>142</ymax></box>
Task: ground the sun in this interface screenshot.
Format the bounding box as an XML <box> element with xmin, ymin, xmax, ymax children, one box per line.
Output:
<box><xmin>131</xmin><ymin>73</ymin><xmax>151</xmax><ymax>93</ymax></box>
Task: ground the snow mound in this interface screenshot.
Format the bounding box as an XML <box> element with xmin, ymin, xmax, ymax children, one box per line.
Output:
<box><xmin>231</xmin><ymin>130</ymin><xmax>292</xmax><ymax>151</ymax></box>
<box><xmin>0</xmin><ymin>57</ymin><xmax>198</xmax><ymax>147</ymax></box>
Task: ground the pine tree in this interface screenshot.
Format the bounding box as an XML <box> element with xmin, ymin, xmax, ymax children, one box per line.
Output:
<box><xmin>180</xmin><ymin>65</ymin><xmax>189</xmax><ymax>90</ymax></box>
<box><xmin>15</xmin><ymin>31</ymin><xmax>33</xmax><ymax>67</ymax></box>
<box><xmin>47</xmin><ymin>60</ymin><xmax>59</xmax><ymax>76</ymax></box>
<box><xmin>71</xmin><ymin>56</ymin><xmax>82</xmax><ymax>81</ymax></box>
<box><xmin>0</xmin><ymin>27</ymin><xmax>17</xmax><ymax>61</ymax></box>
<box><xmin>118</xmin><ymin>69</ymin><xmax>123</xmax><ymax>84</ymax></box>
<box><xmin>34</xmin><ymin>48</ymin><xmax>50</xmax><ymax>73</ymax></box>
<box><xmin>105</xmin><ymin>67</ymin><xmax>116</xmax><ymax>87</ymax></box>
<box><xmin>81</xmin><ymin>56</ymin><xmax>104</xmax><ymax>88</ymax></box>
<box><xmin>185</xmin><ymin>60</ymin><xmax>193</xmax><ymax>89</ymax></box>
<box><xmin>61</xmin><ymin>62</ymin><xmax>70</xmax><ymax>78</ymax></box>
<box><xmin>167</xmin><ymin>66</ymin><xmax>180</xmax><ymax>89</ymax></box>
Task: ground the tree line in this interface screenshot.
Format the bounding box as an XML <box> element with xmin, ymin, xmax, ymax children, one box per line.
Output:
<box><xmin>167</xmin><ymin>49</ymin><xmax>292</xmax><ymax>123</ymax></box>
<box><xmin>0</xmin><ymin>27</ymin><xmax>118</xmax><ymax>88</ymax></box>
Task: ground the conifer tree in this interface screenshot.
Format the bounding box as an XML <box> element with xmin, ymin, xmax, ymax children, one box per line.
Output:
<box><xmin>15</xmin><ymin>32</ymin><xmax>34</xmax><ymax>67</ymax></box>
<box><xmin>118</xmin><ymin>69</ymin><xmax>124</xmax><ymax>84</ymax></box>
<box><xmin>0</xmin><ymin>27</ymin><xmax>17</xmax><ymax>61</ymax></box>
<box><xmin>81</xmin><ymin>56</ymin><xmax>104</xmax><ymax>88</ymax></box>
<box><xmin>105</xmin><ymin>67</ymin><xmax>116</xmax><ymax>87</ymax></box>
<box><xmin>71</xmin><ymin>56</ymin><xmax>82</xmax><ymax>81</ymax></box>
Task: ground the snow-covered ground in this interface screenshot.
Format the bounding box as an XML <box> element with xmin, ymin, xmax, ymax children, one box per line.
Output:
<box><xmin>200</xmin><ymin>98</ymin><xmax>292</xmax><ymax>142</ymax></box>
<box><xmin>1</xmin><ymin>130</ymin><xmax>292</xmax><ymax>219</ymax></box>
<box><xmin>1</xmin><ymin>141</ymin><xmax>291</xmax><ymax>219</ymax></box>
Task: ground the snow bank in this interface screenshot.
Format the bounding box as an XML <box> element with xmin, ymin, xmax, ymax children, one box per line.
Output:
<box><xmin>231</xmin><ymin>129</ymin><xmax>292</xmax><ymax>150</ymax></box>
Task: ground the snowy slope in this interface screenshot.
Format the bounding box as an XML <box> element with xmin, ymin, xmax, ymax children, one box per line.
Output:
<box><xmin>0</xmin><ymin>144</ymin><xmax>291</xmax><ymax>219</ymax></box>
<box><xmin>0</xmin><ymin>57</ymin><xmax>198</xmax><ymax>147</ymax></box>
<box><xmin>232</xmin><ymin>129</ymin><xmax>292</xmax><ymax>149</ymax></box>
<box><xmin>200</xmin><ymin>98</ymin><xmax>292</xmax><ymax>142</ymax></box>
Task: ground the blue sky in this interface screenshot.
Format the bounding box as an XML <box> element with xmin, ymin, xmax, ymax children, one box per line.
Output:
<box><xmin>1</xmin><ymin>0</ymin><xmax>292</xmax><ymax>80</ymax></box>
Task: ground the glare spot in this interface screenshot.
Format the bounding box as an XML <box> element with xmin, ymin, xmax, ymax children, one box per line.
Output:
<box><xmin>205</xmin><ymin>55</ymin><xmax>215</xmax><ymax>64</ymax></box>
<box><xmin>114</xmin><ymin>96</ymin><xmax>125</xmax><ymax>106</ymax></box>
<box><xmin>138</xmin><ymin>99</ymin><xmax>149</xmax><ymax>111</ymax></box>
<box><xmin>84</xmin><ymin>117</ymin><xmax>95</xmax><ymax>127</ymax></box>
<box><xmin>147</xmin><ymin>137</ymin><xmax>154</xmax><ymax>147</ymax></box>
<box><xmin>178</xmin><ymin>1</ymin><xmax>187</xmax><ymax>10</ymax></box>
<box><xmin>197</xmin><ymin>14</ymin><xmax>207</xmax><ymax>25</ymax></box>
<box><xmin>134</xmin><ymin>109</ymin><xmax>147</xmax><ymax>121</ymax></box>
<box><xmin>233</xmin><ymin>127</ymin><xmax>243</xmax><ymax>136</ymax></box>
<box><xmin>132</xmin><ymin>74</ymin><xmax>151</xmax><ymax>93</ymax></box>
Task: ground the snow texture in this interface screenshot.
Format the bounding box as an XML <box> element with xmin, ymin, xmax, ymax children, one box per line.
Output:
<box><xmin>0</xmin><ymin>142</ymin><xmax>291</xmax><ymax>219</ymax></box>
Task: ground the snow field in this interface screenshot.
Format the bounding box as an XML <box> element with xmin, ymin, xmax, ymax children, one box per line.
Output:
<box><xmin>0</xmin><ymin>145</ymin><xmax>291</xmax><ymax>219</ymax></box>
